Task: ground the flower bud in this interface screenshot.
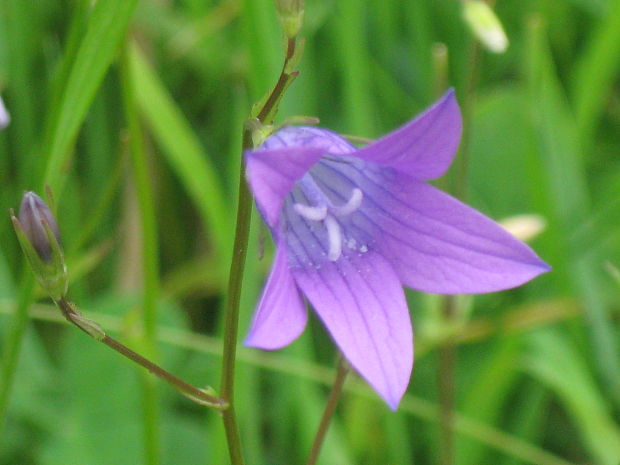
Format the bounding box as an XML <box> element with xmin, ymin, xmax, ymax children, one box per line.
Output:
<box><xmin>0</xmin><ymin>95</ymin><xmax>9</xmax><ymax>130</ymax></box>
<box><xmin>462</xmin><ymin>0</ymin><xmax>509</xmax><ymax>54</ymax></box>
<box><xmin>18</xmin><ymin>192</ymin><xmax>61</xmax><ymax>261</ymax></box>
<box><xmin>11</xmin><ymin>191</ymin><xmax>68</xmax><ymax>301</ymax></box>
<box><xmin>275</xmin><ymin>0</ymin><xmax>304</xmax><ymax>39</ymax></box>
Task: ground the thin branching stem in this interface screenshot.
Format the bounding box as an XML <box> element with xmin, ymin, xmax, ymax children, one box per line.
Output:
<box><xmin>56</xmin><ymin>298</ymin><xmax>227</xmax><ymax>409</ymax></box>
<box><xmin>305</xmin><ymin>357</ymin><xmax>349</xmax><ymax>465</ymax></box>
<box><xmin>438</xmin><ymin>296</ymin><xmax>458</xmax><ymax>465</ymax></box>
<box><xmin>218</xmin><ymin>37</ymin><xmax>300</xmax><ymax>465</ymax></box>
<box><xmin>438</xmin><ymin>5</ymin><xmax>485</xmax><ymax>462</ymax></box>
<box><xmin>219</xmin><ymin>148</ymin><xmax>253</xmax><ymax>465</ymax></box>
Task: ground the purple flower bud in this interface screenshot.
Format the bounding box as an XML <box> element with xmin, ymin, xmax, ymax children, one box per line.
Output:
<box><xmin>18</xmin><ymin>191</ymin><xmax>61</xmax><ymax>263</ymax></box>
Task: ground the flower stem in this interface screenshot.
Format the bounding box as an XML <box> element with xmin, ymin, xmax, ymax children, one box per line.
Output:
<box><xmin>219</xmin><ymin>149</ymin><xmax>253</xmax><ymax>465</ymax></box>
<box><xmin>438</xmin><ymin>4</ymin><xmax>485</xmax><ymax>462</ymax></box>
<box><xmin>55</xmin><ymin>298</ymin><xmax>227</xmax><ymax>409</ymax></box>
<box><xmin>438</xmin><ymin>296</ymin><xmax>457</xmax><ymax>465</ymax></box>
<box><xmin>218</xmin><ymin>37</ymin><xmax>300</xmax><ymax>465</ymax></box>
<box><xmin>305</xmin><ymin>358</ymin><xmax>349</xmax><ymax>465</ymax></box>
<box><xmin>452</xmin><ymin>39</ymin><xmax>482</xmax><ymax>200</ymax></box>
<box><xmin>257</xmin><ymin>38</ymin><xmax>296</xmax><ymax>122</ymax></box>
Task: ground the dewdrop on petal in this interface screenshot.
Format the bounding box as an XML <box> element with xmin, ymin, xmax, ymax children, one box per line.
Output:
<box><xmin>462</xmin><ymin>0</ymin><xmax>509</xmax><ymax>53</ymax></box>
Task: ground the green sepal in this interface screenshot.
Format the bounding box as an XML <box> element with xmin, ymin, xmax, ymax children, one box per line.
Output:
<box><xmin>244</xmin><ymin>118</ymin><xmax>275</xmax><ymax>148</ymax></box>
<box><xmin>276</xmin><ymin>115</ymin><xmax>319</xmax><ymax>129</ymax></box>
<box><xmin>341</xmin><ymin>134</ymin><xmax>374</xmax><ymax>145</ymax></box>
<box><xmin>275</xmin><ymin>0</ymin><xmax>305</xmax><ymax>38</ymax></box>
<box><xmin>284</xmin><ymin>38</ymin><xmax>305</xmax><ymax>74</ymax></box>
<box><xmin>280</xmin><ymin>10</ymin><xmax>304</xmax><ymax>39</ymax></box>
<box><xmin>72</xmin><ymin>313</ymin><xmax>106</xmax><ymax>341</ymax></box>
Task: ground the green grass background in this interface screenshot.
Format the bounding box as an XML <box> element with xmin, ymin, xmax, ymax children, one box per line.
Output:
<box><xmin>1</xmin><ymin>0</ymin><xmax>620</xmax><ymax>464</ymax></box>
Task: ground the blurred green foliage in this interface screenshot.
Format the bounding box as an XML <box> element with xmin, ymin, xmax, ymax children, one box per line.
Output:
<box><xmin>1</xmin><ymin>0</ymin><xmax>620</xmax><ymax>464</ymax></box>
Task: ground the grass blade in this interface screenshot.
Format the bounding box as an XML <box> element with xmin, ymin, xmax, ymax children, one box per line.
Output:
<box><xmin>42</xmin><ymin>0</ymin><xmax>138</xmax><ymax>193</ymax></box>
<box><xmin>128</xmin><ymin>43</ymin><xmax>232</xmax><ymax>270</ymax></box>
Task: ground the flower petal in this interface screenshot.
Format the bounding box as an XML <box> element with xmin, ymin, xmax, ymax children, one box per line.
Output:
<box><xmin>309</xmin><ymin>161</ymin><xmax>550</xmax><ymax>294</ymax></box>
<box><xmin>290</xmin><ymin>247</ymin><xmax>413</xmax><ymax>409</ymax></box>
<box><xmin>262</xmin><ymin>126</ymin><xmax>356</xmax><ymax>155</ymax></box>
<box><xmin>354</xmin><ymin>90</ymin><xmax>462</xmax><ymax>180</ymax></box>
<box><xmin>376</xmin><ymin>181</ymin><xmax>550</xmax><ymax>293</ymax></box>
<box><xmin>245</xmin><ymin>146</ymin><xmax>325</xmax><ymax>228</ymax></box>
<box><xmin>245</xmin><ymin>243</ymin><xmax>308</xmax><ymax>350</ymax></box>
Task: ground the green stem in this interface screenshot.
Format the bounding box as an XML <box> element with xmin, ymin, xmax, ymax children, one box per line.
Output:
<box><xmin>438</xmin><ymin>7</ymin><xmax>484</xmax><ymax>462</ymax></box>
<box><xmin>0</xmin><ymin>273</ymin><xmax>35</xmax><ymax>438</ymax></box>
<box><xmin>305</xmin><ymin>358</ymin><xmax>349</xmax><ymax>465</ymax></box>
<box><xmin>438</xmin><ymin>296</ymin><xmax>457</xmax><ymax>465</ymax></box>
<box><xmin>218</xmin><ymin>37</ymin><xmax>300</xmax><ymax>465</ymax></box>
<box><xmin>0</xmin><ymin>295</ymin><xmax>578</xmax><ymax>465</ymax></box>
<box><xmin>121</xmin><ymin>44</ymin><xmax>161</xmax><ymax>465</ymax></box>
<box><xmin>257</xmin><ymin>38</ymin><xmax>296</xmax><ymax>122</ymax></box>
<box><xmin>452</xmin><ymin>39</ymin><xmax>482</xmax><ymax>200</ymax></box>
<box><xmin>56</xmin><ymin>298</ymin><xmax>227</xmax><ymax>409</ymax></box>
<box><xmin>219</xmin><ymin>141</ymin><xmax>253</xmax><ymax>465</ymax></box>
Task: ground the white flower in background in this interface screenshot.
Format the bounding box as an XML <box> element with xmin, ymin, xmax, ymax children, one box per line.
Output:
<box><xmin>500</xmin><ymin>214</ymin><xmax>547</xmax><ymax>242</ymax></box>
<box><xmin>462</xmin><ymin>0</ymin><xmax>509</xmax><ymax>54</ymax></box>
<box><xmin>0</xmin><ymin>95</ymin><xmax>9</xmax><ymax>129</ymax></box>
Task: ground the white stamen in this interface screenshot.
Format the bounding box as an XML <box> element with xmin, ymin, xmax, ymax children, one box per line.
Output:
<box><xmin>294</xmin><ymin>203</ymin><xmax>328</xmax><ymax>221</ymax></box>
<box><xmin>333</xmin><ymin>188</ymin><xmax>363</xmax><ymax>216</ymax></box>
<box><xmin>324</xmin><ymin>216</ymin><xmax>342</xmax><ymax>261</ymax></box>
<box><xmin>293</xmin><ymin>177</ymin><xmax>364</xmax><ymax>263</ymax></box>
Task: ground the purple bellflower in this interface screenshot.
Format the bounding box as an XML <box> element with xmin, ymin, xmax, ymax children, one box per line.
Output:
<box><xmin>244</xmin><ymin>90</ymin><xmax>550</xmax><ymax>409</ymax></box>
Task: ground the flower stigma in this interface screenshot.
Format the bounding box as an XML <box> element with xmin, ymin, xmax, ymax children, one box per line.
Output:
<box><xmin>323</xmin><ymin>216</ymin><xmax>342</xmax><ymax>261</ymax></box>
<box><xmin>292</xmin><ymin>173</ymin><xmax>364</xmax><ymax>262</ymax></box>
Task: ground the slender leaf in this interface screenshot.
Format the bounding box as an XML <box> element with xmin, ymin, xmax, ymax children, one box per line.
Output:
<box><xmin>128</xmin><ymin>44</ymin><xmax>232</xmax><ymax>269</ymax></box>
<box><xmin>42</xmin><ymin>0</ymin><xmax>138</xmax><ymax>193</ymax></box>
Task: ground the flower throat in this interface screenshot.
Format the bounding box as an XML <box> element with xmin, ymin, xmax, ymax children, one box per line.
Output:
<box><xmin>292</xmin><ymin>173</ymin><xmax>363</xmax><ymax>261</ymax></box>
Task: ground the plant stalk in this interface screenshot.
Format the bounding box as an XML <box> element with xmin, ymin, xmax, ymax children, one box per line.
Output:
<box><xmin>56</xmin><ymin>298</ymin><xmax>227</xmax><ymax>409</ymax></box>
<box><xmin>438</xmin><ymin>296</ymin><xmax>457</xmax><ymax>465</ymax></box>
<box><xmin>219</xmin><ymin>143</ymin><xmax>253</xmax><ymax>465</ymax></box>
<box><xmin>305</xmin><ymin>358</ymin><xmax>349</xmax><ymax>465</ymax></box>
<box><xmin>218</xmin><ymin>36</ymin><xmax>300</xmax><ymax>465</ymax></box>
<box><xmin>438</xmin><ymin>6</ymin><xmax>484</xmax><ymax>462</ymax></box>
